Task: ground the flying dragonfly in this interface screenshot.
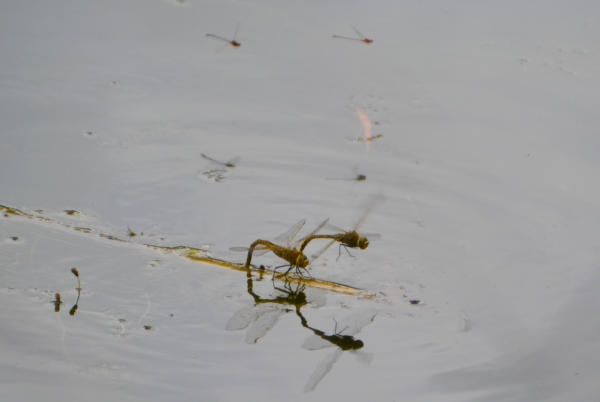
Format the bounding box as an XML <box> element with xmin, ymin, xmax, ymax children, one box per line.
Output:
<box><xmin>201</xmin><ymin>153</ymin><xmax>240</xmax><ymax>168</ymax></box>
<box><xmin>230</xmin><ymin>218</ymin><xmax>329</xmax><ymax>279</ymax></box>
<box><xmin>332</xmin><ymin>25</ymin><xmax>373</xmax><ymax>44</ymax></box>
<box><xmin>299</xmin><ymin>194</ymin><xmax>383</xmax><ymax>261</ymax></box>
<box><xmin>326</xmin><ymin>164</ymin><xmax>366</xmax><ymax>181</ymax></box>
<box><xmin>206</xmin><ymin>23</ymin><xmax>241</xmax><ymax>47</ymax></box>
<box><xmin>299</xmin><ymin>309</ymin><xmax>380</xmax><ymax>393</ymax></box>
<box><xmin>226</xmin><ymin>278</ymin><xmax>326</xmax><ymax>344</ymax></box>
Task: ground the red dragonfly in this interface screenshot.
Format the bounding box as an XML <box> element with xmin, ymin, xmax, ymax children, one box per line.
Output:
<box><xmin>206</xmin><ymin>24</ymin><xmax>241</xmax><ymax>47</ymax></box>
<box><xmin>333</xmin><ymin>25</ymin><xmax>373</xmax><ymax>44</ymax></box>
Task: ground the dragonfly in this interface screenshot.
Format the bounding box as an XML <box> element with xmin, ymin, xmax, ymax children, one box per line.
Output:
<box><xmin>299</xmin><ymin>309</ymin><xmax>380</xmax><ymax>393</ymax></box>
<box><xmin>206</xmin><ymin>24</ymin><xmax>241</xmax><ymax>47</ymax></box>
<box><xmin>201</xmin><ymin>153</ymin><xmax>240</xmax><ymax>168</ymax></box>
<box><xmin>226</xmin><ymin>278</ymin><xmax>326</xmax><ymax>344</ymax></box>
<box><xmin>326</xmin><ymin>164</ymin><xmax>366</xmax><ymax>181</ymax></box>
<box><xmin>332</xmin><ymin>25</ymin><xmax>373</xmax><ymax>44</ymax></box>
<box><xmin>230</xmin><ymin>218</ymin><xmax>329</xmax><ymax>279</ymax></box>
<box><xmin>299</xmin><ymin>195</ymin><xmax>383</xmax><ymax>261</ymax></box>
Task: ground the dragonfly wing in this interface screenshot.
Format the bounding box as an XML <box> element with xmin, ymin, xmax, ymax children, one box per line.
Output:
<box><xmin>350</xmin><ymin>25</ymin><xmax>367</xmax><ymax>40</ymax></box>
<box><xmin>305</xmin><ymin>287</ymin><xmax>327</xmax><ymax>307</ymax></box>
<box><xmin>294</xmin><ymin>218</ymin><xmax>329</xmax><ymax>249</ymax></box>
<box><xmin>233</xmin><ymin>22</ymin><xmax>241</xmax><ymax>41</ymax></box>
<box><xmin>353</xmin><ymin>192</ymin><xmax>384</xmax><ymax>232</ymax></box>
<box><xmin>358</xmin><ymin>233</ymin><xmax>381</xmax><ymax>241</ymax></box>
<box><xmin>302</xmin><ymin>334</ymin><xmax>336</xmax><ymax>351</ymax></box>
<box><xmin>225</xmin><ymin>305</ymin><xmax>261</xmax><ymax>331</ymax></box>
<box><xmin>272</xmin><ymin>219</ymin><xmax>306</xmax><ymax>247</ymax></box>
<box><xmin>229</xmin><ymin>245</ymin><xmax>271</xmax><ymax>256</ymax></box>
<box><xmin>303</xmin><ymin>348</ymin><xmax>343</xmax><ymax>393</ymax></box>
<box><xmin>352</xmin><ymin>350</ymin><xmax>375</xmax><ymax>366</ymax></box>
<box><xmin>324</xmin><ymin>222</ymin><xmax>347</xmax><ymax>233</ymax></box>
<box><xmin>310</xmin><ymin>239</ymin><xmax>336</xmax><ymax>260</ymax></box>
<box><xmin>225</xmin><ymin>156</ymin><xmax>241</xmax><ymax>166</ymax></box>
<box><xmin>336</xmin><ymin>309</ymin><xmax>380</xmax><ymax>336</ymax></box>
<box><xmin>245</xmin><ymin>306</ymin><xmax>287</xmax><ymax>344</ymax></box>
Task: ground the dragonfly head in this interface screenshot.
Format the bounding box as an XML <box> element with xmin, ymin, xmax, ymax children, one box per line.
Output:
<box><xmin>337</xmin><ymin>335</ymin><xmax>364</xmax><ymax>351</ymax></box>
<box><xmin>296</xmin><ymin>253</ymin><xmax>309</xmax><ymax>268</ymax></box>
<box><xmin>352</xmin><ymin>339</ymin><xmax>364</xmax><ymax>350</ymax></box>
<box><xmin>357</xmin><ymin>236</ymin><xmax>369</xmax><ymax>250</ymax></box>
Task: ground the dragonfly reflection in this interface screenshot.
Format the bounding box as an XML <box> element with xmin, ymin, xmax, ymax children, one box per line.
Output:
<box><xmin>297</xmin><ymin>309</ymin><xmax>380</xmax><ymax>393</ymax></box>
<box><xmin>226</xmin><ymin>277</ymin><xmax>326</xmax><ymax>344</ymax></box>
<box><xmin>52</xmin><ymin>267</ymin><xmax>82</xmax><ymax>315</ymax></box>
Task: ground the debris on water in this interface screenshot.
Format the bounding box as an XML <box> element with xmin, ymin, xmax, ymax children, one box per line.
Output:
<box><xmin>199</xmin><ymin>169</ymin><xmax>227</xmax><ymax>182</ymax></box>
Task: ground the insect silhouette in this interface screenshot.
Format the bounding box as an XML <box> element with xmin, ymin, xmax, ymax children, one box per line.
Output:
<box><xmin>201</xmin><ymin>153</ymin><xmax>240</xmax><ymax>168</ymax></box>
<box><xmin>206</xmin><ymin>24</ymin><xmax>241</xmax><ymax>47</ymax></box>
<box><xmin>127</xmin><ymin>226</ymin><xmax>137</xmax><ymax>242</ymax></box>
<box><xmin>225</xmin><ymin>278</ymin><xmax>326</xmax><ymax>344</ymax></box>
<box><xmin>298</xmin><ymin>309</ymin><xmax>379</xmax><ymax>393</ymax></box>
<box><xmin>230</xmin><ymin>219</ymin><xmax>329</xmax><ymax>279</ymax></box>
<box><xmin>53</xmin><ymin>293</ymin><xmax>63</xmax><ymax>313</ymax></box>
<box><xmin>326</xmin><ymin>165</ymin><xmax>366</xmax><ymax>181</ymax></box>
<box><xmin>333</xmin><ymin>25</ymin><xmax>373</xmax><ymax>44</ymax></box>
<box><xmin>300</xmin><ymin>195</ymin><xmax>383</xmax><ymax>261</ymax></box>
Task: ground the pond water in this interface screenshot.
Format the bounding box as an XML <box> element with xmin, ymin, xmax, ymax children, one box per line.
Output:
<box><xmin>2</xmin><ymin>1</ymin><xmax>600</xmax><ymax>401</ymax></box>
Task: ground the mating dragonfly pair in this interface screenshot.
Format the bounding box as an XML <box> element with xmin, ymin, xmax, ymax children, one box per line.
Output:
<box><xmin>230</xmin><ymin>206</ymin><xmax>380</xmax><ymax>279</ymax></box>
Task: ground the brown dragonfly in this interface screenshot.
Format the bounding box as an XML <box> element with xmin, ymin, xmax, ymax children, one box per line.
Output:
<box><xmin>230</xmin><ymin>218</ymin><xmax>329</xmax><ymax>279</ymax></box>
<box><xmin>299</xmin><ymin>194</ymin><xmax>383</xmax><ymax>261</ymax></box>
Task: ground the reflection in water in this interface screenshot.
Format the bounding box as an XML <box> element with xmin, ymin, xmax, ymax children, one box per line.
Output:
<box><xmin>226</xmin><ymin>276</ymin><xmax>326</xmax><ymax>344</ymax></box>
<box><xmin>52</xmin><ymin>267</ymin><xmax>82</xmax><ymax>315</ymax></box>
<box><xmin>298</xmin><ymin>309</ymin><xmax>379</xmax><ymax>393</ymax></box>
<box><xmin>69</xmin><ymin>287</ymin><xmax>80</xmax><ymax>316</ymax></box>
<box><xmin>227</xmin><ymin>275</ymin><xmax>379</xmax><ymax>392</ymax></box>
<box><xmin>53</xmin><ymin>293</ymin><xmax>63</xmax><ymax>312</ymax></box>
<box><xmin>69</xmin><ymin>267</ymin><xmax>81</xmax><ymax>316</ymax></box>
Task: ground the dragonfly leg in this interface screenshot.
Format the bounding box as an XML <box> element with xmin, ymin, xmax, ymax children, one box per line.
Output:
<box><xmin>336</xmin><ymin>244</ymin><xmax>356</xmax><ymax>261</ymax></box>
<box><xmin>272</xmin><ymin>264</ymin><xmax>291</xmax><ymax>280</ymax></box>
<box><xmin>332</xmin><ymin>318</ymin><xmax>349</xmax><ymax>335</ymax></box>
<box><xmin>296</xmin><ymin>266</ymin><xmax>312</xmax><ymax>279</ymax></box>
<box><xmin>283</xmin><ymin>265</ymin><xmax>295</xmax><ymax>278</ymax></box>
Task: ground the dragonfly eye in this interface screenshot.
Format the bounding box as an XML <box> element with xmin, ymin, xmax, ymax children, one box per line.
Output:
<box><xmin>358</xmin><ymin>237</ymin><xmax>369</xmax><ymax>250</ymax></box>
<box><xmin>297</xmin><ymin>254</ymin><xmax>309</xmax><ymax>268</ymax></box>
